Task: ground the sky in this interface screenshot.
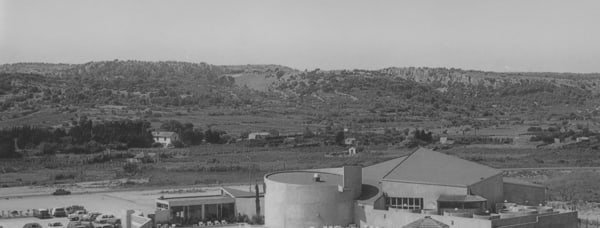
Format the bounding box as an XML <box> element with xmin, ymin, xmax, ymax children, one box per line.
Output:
<box><xmin>1</xmin><ymin>0</ymin><xmax>599</xmax><ymax>73</ymax></box>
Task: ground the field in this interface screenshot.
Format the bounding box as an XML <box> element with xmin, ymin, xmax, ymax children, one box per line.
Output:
<box><xmin>0</xmin><ymin>144</ymin><xmax>412</xmax><ymax>188</ymax></box>
<box><xmin>442</xmin><ymin>146</ymin><xmax>600</xmax><ymax>169</ymax></box>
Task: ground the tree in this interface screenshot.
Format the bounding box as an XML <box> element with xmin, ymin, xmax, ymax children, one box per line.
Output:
<box><xmin>0</xmin><ymin>137</ymin><xmax>19</xmax><ymax>158</ymax></box>
<box><xmin>160</xmin><ymin>120</ymin><xmax>184</xmax><ymax>133</ymax></box>
<box><xmin>205</xmin><ymin>129</ymin><xmax>226</xmax><ymax>144</ymax></box>
<box><xmin>335</xmin><ymin>131</ymin><xmax>345</xmax><ymax>145</ymax></box>
<box><xmin>172</xmin><ymin>140</ymin><xmax>185</xmax><ymax>148</ymax></box>
<box><xmin>123</xmin><ymin>162</ymin><xmax>138</xmax><ymax>174</ymax></box>
<box><xmin>255</xmin><ymin>183</ymin><xmax>261</xmax><ymax>217</ymax></box>
<box><xmin>303</xmin><ymin>127</ymin><xmax>314</xmax><ymax>138</ymax></box>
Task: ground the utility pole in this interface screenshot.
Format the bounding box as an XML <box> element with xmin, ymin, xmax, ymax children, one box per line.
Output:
<box><xmin>247</xmin><ymin>155</ymin><xmax>252</xmax><ymax>192</ymax></box>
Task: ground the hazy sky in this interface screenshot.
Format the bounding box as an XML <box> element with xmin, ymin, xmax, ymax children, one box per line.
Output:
<box><xmin>1</xmin><ymin>0</ymin><xmax>599</xmax><ymax>72</ymax></box>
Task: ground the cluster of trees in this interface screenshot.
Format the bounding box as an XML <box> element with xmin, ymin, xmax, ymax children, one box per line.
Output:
<box><xmin>413</xmin><ymin>129</ymin><xmax>433</xmax><ymax>142</ymax></box>
<box><xmin>529</xmin><ymin>126</ymin><xmax>596</xmax><ymax>144</ymax></box>
<box><xmin>454</xmin><ymin>137</ymin><xmax>513</xmax><ymax>145</ymax></box>
<box><xmin>159</xmin><ymin>120</ymin><xmax>230</xmax><ymax>146</ymax></box>
<box><xmin>0</xmin><ymin>118</ymin><xmax>155</xmax><ymax>158</ymax></box>
<box><xmin>70</xmin><ymin>116</ymin><xmax>153</xmax><ymax>147</ymax></box>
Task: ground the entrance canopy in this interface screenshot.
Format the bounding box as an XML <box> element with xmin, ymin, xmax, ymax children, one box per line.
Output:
<box><xmin>437</xmin><ymin>195</ymin><xmax>487</xmax><ymax>211</ymax></box>
<box><xmin>437</xmin><ymin>194</ymin><xmax>487</xmax><ymax>203</ymax></box>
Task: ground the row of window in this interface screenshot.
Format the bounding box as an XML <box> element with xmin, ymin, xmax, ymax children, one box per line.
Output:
<box><xmin>386</xmin><ymin>197</ymin><xmax>424</xmax><ymax>210</ymax></box>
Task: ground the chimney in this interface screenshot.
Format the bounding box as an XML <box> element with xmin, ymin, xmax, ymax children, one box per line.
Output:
<box><xmin>313</xmin><ymin>173</ymin><xmax>321</xmax><ymax>182</ymax></box>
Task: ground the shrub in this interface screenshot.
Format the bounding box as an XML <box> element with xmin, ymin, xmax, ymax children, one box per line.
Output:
<box><xmin>55</xmin><ymin>173</ymin><xmax>76</xmax><ymax>180</ymax></box>
<box><xmin>527</xmin><ymin>126</ymin><xmax>543</xmax><ymax>132</ymax></box>
<box><xmin>171</xmin><ymin>140</ymin><xmax>184</xmax><ymax>148</ymax></box>
<box><xmin>250</xmin><ymin>215</ymin><xmax>264</xmax><ymax>225</ymax></box>
<box><xmin>123</xmin><ymin>163</ymin><xmax>139</xmax><ymax>174</ymax></box>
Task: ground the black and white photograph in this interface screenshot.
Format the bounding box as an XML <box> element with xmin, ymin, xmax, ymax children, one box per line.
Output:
<box><xmin>1</xmin><ymin>0</ymin><xmax>599</xmax><ymax>228</ymax></box>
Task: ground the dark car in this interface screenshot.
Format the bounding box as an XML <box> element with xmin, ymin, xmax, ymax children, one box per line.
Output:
<box><xmin>22</xmin><ymin>223</ymin><xmax>42</xmax><ymax>228</ymax></box>
<box><xmin>48</xmin><ymin>222</ymin><xmax>64</xmax><ymax>227</ymax></box>
<box><xmin>66</xmin><ymin>205</ymin><xmax>86</xmax><ymax>214</ymax></box>
<box><xmin>52</xmin><ymin>188</ymin><xmax>71</xmax><ymax>195</ymax></box>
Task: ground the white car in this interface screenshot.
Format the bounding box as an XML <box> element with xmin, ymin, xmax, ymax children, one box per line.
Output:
<box><xmin>68</xmin><ymin>210</ymin><xmax>87</xmax><ymax>221</ymax></box>
<box><xmin>81</xmin><ymin>212</ymin><xmax>102</xmax><ymax>221</ymax></box>
<box><xmin>94</xmin><ymin>214</ymin><xmax>115</xmax><ymax>223</ymax></box>
<box><xmin>93</xmin><ymin>224</ymin><xmax>113</xmax><ymax>228</ymax></box>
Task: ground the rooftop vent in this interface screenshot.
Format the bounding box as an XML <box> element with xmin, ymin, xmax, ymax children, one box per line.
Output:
<box><xmin>313</xmin><ymin>173</ymin><xmax>321</xmax><ymax>182</ymax></box>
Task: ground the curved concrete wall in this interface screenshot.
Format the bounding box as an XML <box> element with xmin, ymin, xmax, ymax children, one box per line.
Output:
<box><xmin>343</xmin><ymin>166</ymin><xmax>363</xmax><ymax>199</ymax></box>
<box><xmin>265</xmin><ymin>175</ymin><xmax>355</xmax><ymax>228</ymax></box>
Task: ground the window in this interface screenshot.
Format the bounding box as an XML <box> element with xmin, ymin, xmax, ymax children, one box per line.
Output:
<box><xmin>386</xmin><ymin>197</ymin><xmax>423</xmax><ymax>210</ymax></box>
<box><xmin>156</xmin><ymin>202</ymin><xmax>169</xmax><ymax>210</ymax></box>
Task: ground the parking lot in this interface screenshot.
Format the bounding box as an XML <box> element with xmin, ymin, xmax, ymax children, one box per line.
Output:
<box><xmin>0</xmin><ymin>185</ymin><xmax>242</xmax><ymax>228</ymax></box>
<box><xmin>0</xmin><ymin>191</ymin><xmax>156</xmax><ymax>228</ymax></box>
<box><xmin>1</xmin><ymin>216</ymin><xmax>70</xmax><ymax>228</ymax></box>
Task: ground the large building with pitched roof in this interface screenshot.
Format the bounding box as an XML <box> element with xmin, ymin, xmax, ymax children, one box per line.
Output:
<box><xmin>263</xmin><ymin>147</ymin><xmax>578</xmax><ymax>228</ymax></box>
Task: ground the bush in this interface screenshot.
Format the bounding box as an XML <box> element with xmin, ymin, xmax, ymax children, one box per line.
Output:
<box><xmin>152</xmin><ymin>142</ymin><xmax>164</xmax><ymax>148</ymax></box>
<box><xmin>38</xmin><ymin>142</ymin><xmax>59</xmax><ymax>155</ymax></box>
<box><xmin>171</xmin><ymin>140</ymin><xmax>185</xmax><ymax>148</ymax></box>
<box><xmin>235</xmin><ymin>214</ymin><xmax>250</xmax><ymax>223</ymax></box>
<box><xmin>55</xmin><ymin>173</ymin><xmax>76</xmax><ymax>180</ymax></box>
<box><xmin>123</xmin><ymin>163</ymin><xmax>139</xmax><ymax>174</ymax></box>
<box><xmin>527</xmin><ymin>126</ymin><xmax>542</xmax><ymax>132</ymax></box>
<box><xmin>250</xmin><ymin>215</ymin><xmax>264</xmax><ymax>225</ymax></box>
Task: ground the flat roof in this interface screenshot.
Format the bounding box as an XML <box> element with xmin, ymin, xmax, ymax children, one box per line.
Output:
<box><xmin>266</xmin><ymin>171</ymin><xmax>343</xmax><ymax>186</ymax></box>
<box><xmin>156</xmin><ymin>195</ymin><xmax>235</xmax><ymax>206</ymax></box>
<box><xmin>222</xmin><ymin>187</ymin><xmax>260</xmax><ymax>198</ymax></box>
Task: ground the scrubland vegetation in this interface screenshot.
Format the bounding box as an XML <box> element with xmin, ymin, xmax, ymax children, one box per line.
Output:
<box><xmin>1</xmin><ymin>61</ymin><xmax>600</xmax><ymax>204</ymax></box>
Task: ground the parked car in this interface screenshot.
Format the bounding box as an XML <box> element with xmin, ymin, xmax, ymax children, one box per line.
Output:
<box><xmin>68</xmin><ymin>210</ymin><xmax>87</xmax><ymax>221</ymax></box>
<box><xmin>51</xmin><ymin>207</ymin><xmax>67</xmax><ymax>217</ymax></box>
<box><xmin>81</xmin><ymin>212</ymin><xmax>102</xmax><ymax>221</ymax></box>
<box><xmin>95</xmin><ymin>214</ymin><xmax>115</xmax><ymax>223</ymax></box>
<box><xmin>22</xmin><ymin>223</ymin><xmax>42</xmax><ymax>228</ymax></box>
<box><xmin>66</xmin><ymin>221</ymin><xmax>93</xmax><ymax>228</ymax></box>
<box><xmin>48</xmin><ymin>222</ymin><xmax>64</xmax><ymax>227</ymax></box>
<box><xmin>33</xmin><ymin>208</ymin><xmax>51</xmax><ymax>219</ymax></box>
<box><xmin>66</xmin><ymin>205</ymin><xmax>86</xmax><ymax>214</ymax></box>
<box><xmin>105</xmin><ymin>218</ymin><xmax>121</xmax><ymax>228</ymax></box>
<box><xmin>52</xmin><ymin>188</ymin><xmax>71</xmax><ymax>195</ymax></box>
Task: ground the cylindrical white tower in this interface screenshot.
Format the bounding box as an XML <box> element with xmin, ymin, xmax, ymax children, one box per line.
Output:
<box><xmin>264</xmin><ymin>168</ymin><xmax>362</xmax><ymax>228</ymax></box>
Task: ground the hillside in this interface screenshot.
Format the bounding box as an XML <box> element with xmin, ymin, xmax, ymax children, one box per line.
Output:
<box><xmin>0</xmin><ymin>61</ymin><xmax>599</xmax><ymax>130</ymax></box>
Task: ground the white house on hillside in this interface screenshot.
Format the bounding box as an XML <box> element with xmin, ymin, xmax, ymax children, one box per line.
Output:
<box><xmin>152</xmin><ymin>131</ymin><xmax>179</xmax><ymax>148</ymax></box>
<box><xmin>248</xmin><ymin>132</ymin><xmax>270</xmax><ymax>140</ymax></box>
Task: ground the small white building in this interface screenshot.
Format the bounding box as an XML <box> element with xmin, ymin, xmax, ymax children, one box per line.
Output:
<box><xmin>152</xmin><ymin>131</ymin><xmax>180</xmax><ymax>148</ymax></box>
<box><xmin>345</xmin><ymin>137</ymin><xmax>357</xmax><ymax>145</ymax></box>
<box><xmin>348</xmin><ymin>147</ymin><xmax>357</xmax><ymax>156</ymax></box>
<box><xmin>440</xmin><ymin>137</ymin><xmax>454</xmax><ymax>145</ymax></box>
<box><xmin>248</xmin><ymin>132</ymin><xmax>270</xmax><ymax>140</ymax></box>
